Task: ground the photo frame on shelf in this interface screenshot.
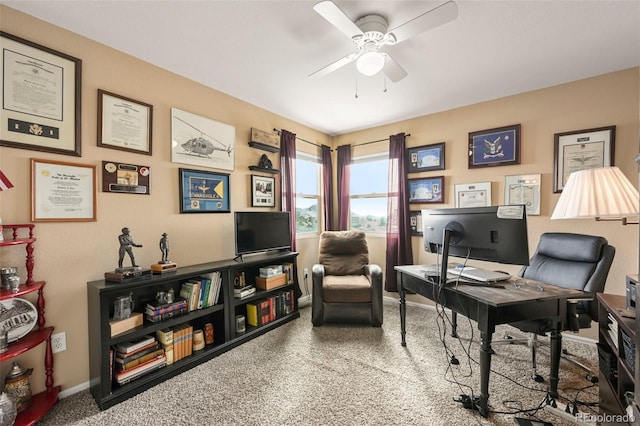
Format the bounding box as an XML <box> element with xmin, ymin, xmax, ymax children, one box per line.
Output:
<box><xmin>97</xmin><ymin>89</ymin><xmax>153</xmax><ymax>155</ymax></box>
<box><xmin>553</xmin><ymin>125</ymin><xmax>615</xmax><ymax>193</ymax></box>
<box><xmin>454</xmin><ymin>182</ymin><xmax>491</xmax><ymax>208</ymax></box>
<box><xmin>171</xmin><ymin>107</ymin><xmax>235</xmax><ymax>171</ymax></box>
<box><xmin>406</xmin><ymin>142</ymin><xmax>445</xmax><ymax>173</ymax></box>
<box><xmin>409</xmin><ymin>210</ymin><xmax>423</xmax><ymax>236</ymax></box>
<box><xmin>468</xmin><ymin>124</ymin><xmax>520</xmax><ymax>168</ymax></box>
<box><xmin>504</xmin><ymin>174</ymin><xmax>541</xmax><ymax>215</ymax></box>
<box><xmin>251</xmin><ymin>174</ymin><xmax>275</xmax><ymax>207</ymax></box>
<box><xmin>1</xmin><ymin>32</ymin><xmax>82</xmax><ymax>156</ymax></box>
<box><xmin>31</xmin><ymin>158</ymin><xmax>97</xmax><ymax>222</ymax></box>
<box><xmin>179</xmin><ymin>168</ymin><xmax>230</xmax><ymax>213</ymax></box>
<box><xmin>408</xmin><ymin>176</ymin><xmax>444</xmax><ymax>204</ymax></box>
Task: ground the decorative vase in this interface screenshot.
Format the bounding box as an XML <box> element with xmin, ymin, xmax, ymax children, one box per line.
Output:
<box><xmin>4</xmin><ymin>362</ymin><xmax>32</xmax><ymax>413</ymax></box>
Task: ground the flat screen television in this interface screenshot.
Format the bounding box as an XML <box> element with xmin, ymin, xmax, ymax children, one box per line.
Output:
<box><xmin>234</xmin><ymin>211</ymin><xmax>292</xmax><ymax>258</ymax></box>
<box><xmin>422</xmin><ymin>205</ymin><xmax>530</xmax><ymax>286</ymax></box>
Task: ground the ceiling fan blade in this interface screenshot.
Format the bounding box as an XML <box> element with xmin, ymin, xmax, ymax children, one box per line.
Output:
<box><xmin>308</xmin><ymin>52</ymin><xmax>360</xmax><ymax>79</ymax></box>
<box><xmin>381</xmin><ymin>53</ymin><xmax>408</xmax><ymax>83</ymax></box>
<box><xmin>313</xmin><ymin>1</ymin><xmax>364</xmax><ymax>40</ymax></box>
<box><xmin>387</xmin><ymin>0</ymin><xmax>458</xmax><ymax>44</ymax></box>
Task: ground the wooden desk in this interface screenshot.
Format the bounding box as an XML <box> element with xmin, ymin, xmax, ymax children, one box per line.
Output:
<box><xmin>396</xmin><ymin>264</ymin><xmax>586</xmax><ymax>417</ymax></box>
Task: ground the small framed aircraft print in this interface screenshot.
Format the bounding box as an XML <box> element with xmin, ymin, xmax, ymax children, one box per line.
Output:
<box><xmin>171</xmin><ymin>107</ymin><xmax>235</xmax><ymax>171</ymax></box>
<box><xmin>179</xmin><ymin>168</ymin><xmax>230</xmax><ymax>213</ymax></box>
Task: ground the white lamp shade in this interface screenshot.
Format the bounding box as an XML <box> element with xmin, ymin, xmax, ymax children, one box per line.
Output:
<box><xmin>356</xmin><ymin>52</ymin><xmax>385</xmax><ymax>76</ymax></box>
<box><xmin>551</xmin><ymin>166</ymin><xmax>640</xmax><ymax>219</ymax></box>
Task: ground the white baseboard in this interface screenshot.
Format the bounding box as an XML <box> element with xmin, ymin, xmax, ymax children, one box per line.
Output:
<box><xmin>298</xmin><ymin>294</ymin><xmax>311</xmax><ymax>307</ymax></box>
<box><xmin>59</xmin><ymin>380</ymin><xmax>90</xmax><ymax>399</ymax></box>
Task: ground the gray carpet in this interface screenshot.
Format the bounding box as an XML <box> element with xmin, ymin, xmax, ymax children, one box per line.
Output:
<box><xmin>40</xmin><ymin>301</ymin><xmax>599</xmax><ymax>425</ymax></box>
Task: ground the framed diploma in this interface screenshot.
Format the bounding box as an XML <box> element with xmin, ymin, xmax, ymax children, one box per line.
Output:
<box><xmin>98</xmin><ymin>90</ymin><xmax>153</xmax><ymax>155</ymax></box>
<box><xmin>504</xmin><ymin>174</ymin><xmax>541</xmax><ymax>215</ymax></box>
<box><xmin>1</xmin><ymin>32</ymin><xmax>82</xmax><ymax>156</ymax></box>
<box><xmin>553</xmin><ymin>126</ymin><xmax>615</xmax><ymax>192</ymax></box>
<box><xmin>454</xmin><ymin>182</ymin><xmax>492</xmax><ymax>208</ymax></box>
<box><xmin>31</xmin><ymin>158</ymin><xmax>97</xmax><ymax>222</ymax></box>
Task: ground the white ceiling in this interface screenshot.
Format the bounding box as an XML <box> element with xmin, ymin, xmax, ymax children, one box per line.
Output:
<box><xmin>3</xmin><ymin>0</ymin><xmax>639</xmax><ymax>136</ymax></box>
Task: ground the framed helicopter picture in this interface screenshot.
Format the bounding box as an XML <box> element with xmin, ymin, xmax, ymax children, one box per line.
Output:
<box><xmin>171</xmin><ymin>107</ymin><xmax>235</xmax><ymax>171</ymax></box>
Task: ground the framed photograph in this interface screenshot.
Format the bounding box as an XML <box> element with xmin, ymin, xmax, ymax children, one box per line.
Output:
<box><xmin>468</xmin><ymin>124</ymin><xmax>520</xmax><ymax>168</ymax></box>
<box><xmin>179</xmin><ymin>168</ymin><xmax>230</xmax><ymax>213</ymax></box>
<box><xmin>0</xmin><ymin>32</ymin><xmax>82</xmax><ymax>156</ymax></box>
<box><xmin>553</xmin><ymin>125</ymin><xmax>615</xmax><ymax>193</ymax></box>
<box><xmin>406</xmin><ymin>142</ymin><xmax>445</xmax><ymax>173</ymax></box>
<box><xmin>31</xmin><ymin>158</ymin><xmax>97</xmax><ymax>222</ymax></box>
<box><xmin>504</xmin><ymin>174</ymin><xmax>541</xmax><ymax>215</ymax></box>
<box><xmin>171</xmin><ymin>107</ymin><xmax>235</xmax><ymax>172</ymax></box>
<box><xmin>102</xmin><ymin>161</ymin><xmax>150</xmax><ymax>195</ymax></box>
<box><xmin>97</xmin><ymin>89</ymin><xmax>153</xmax><ymax>155</ymax></box>
<box><xmin>251</xmin><ymin>175</ymin><xmax>275</xmax><ymax>207</ymax></box>
<box><xmin>409</xmin><ymin>210</ymin><xmax>423</xmax><ymax>236</ymax></box>
<box><xmin>454</xmin><ymin>182</ymin><xmax>491</xmax><ymax>208</ymax></box>
<box><xmin>408</xmin><ymin>176</ymin><xmax>444</xmax><ymax>204</ymax></box>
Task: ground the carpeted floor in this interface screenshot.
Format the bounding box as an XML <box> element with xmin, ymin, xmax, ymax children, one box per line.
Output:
<box><xmin>39</xmin><ymin>301</ymin><xmax>600</xmax><ymax>425</ymax></box>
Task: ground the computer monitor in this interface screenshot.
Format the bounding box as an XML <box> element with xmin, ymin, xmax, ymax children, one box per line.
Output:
<box><xmin>421</xmin><ymin>205</ymin><xmax>530</xmax><ymax>287</ymax></box>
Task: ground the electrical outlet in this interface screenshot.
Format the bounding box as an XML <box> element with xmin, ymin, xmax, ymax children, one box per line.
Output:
<box><xmin>51</xmin><ymin>331</ymin><xmax>67</xmax><ymax>353</ymax></box>
<box><xmin>303</xmin><ymin>268</ymin><xmax>309</xmax><ymax>278</ymax></box>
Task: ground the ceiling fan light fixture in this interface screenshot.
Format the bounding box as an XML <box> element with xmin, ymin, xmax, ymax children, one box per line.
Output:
<box><xmin>356</xmin><ymin>51</ymin><xmax>385</xmax><ymax>76</ymax></box>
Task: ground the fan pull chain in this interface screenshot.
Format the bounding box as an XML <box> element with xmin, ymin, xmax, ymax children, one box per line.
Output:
<box><xmin>383</xmin><ymin>74</ymin><xmax>387</xmax><ymax>93</ymax></box>
<box><xmin>354</xmin><ymin>66</ymin><xmax>359</xmax><ymax>99</ymax></box>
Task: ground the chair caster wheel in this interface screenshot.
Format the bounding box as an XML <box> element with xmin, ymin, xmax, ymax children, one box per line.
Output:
<box><xmin>533</xmin><ymin>374</ymin><xmax>544</xmax><ymax>383</ymax></box>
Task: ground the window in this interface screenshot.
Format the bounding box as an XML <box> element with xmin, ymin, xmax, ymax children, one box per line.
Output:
<box><xmin>295</xmin><ymin>152</ymin><xmax>321</xmax><ymax>234</ymax></box>
<box><xmin>350</xmin><ymin>153</ymin><xmax>389</xmax><ymax>233</ymax></box>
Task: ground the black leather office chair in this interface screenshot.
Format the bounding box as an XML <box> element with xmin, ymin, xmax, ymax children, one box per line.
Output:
<box><xmin>495</xmin><ymin>232</ymin><xmax>615</xmax><ymax>382</ymax></box>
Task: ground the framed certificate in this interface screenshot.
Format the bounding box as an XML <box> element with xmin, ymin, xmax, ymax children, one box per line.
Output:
<box><xmin>31</xmin><ymin>158</ymin><xmax>97</xmax><ymax>222</ymax></box>
<box><xmin>553</xmin><ymin>126</ymin><xmax>615</xmax><ymax>192</ymax></box>
<box><xmin>98</xmin><ymin>90</ymin><xmax>153</xmax><ymax>155</ymax></box>
<box><xmin>454</xmin><ymin>182</ymin><xmax>491</xmax><ymax>208</ymax></box>
<box><xmin>1</xmin><ymin>32</ymin><xmax>82</xmax><ymax>156</ymax></box>
<box><xmin>504</xmin><ymin>174</ymin><xmax>541</xmax><ymax>215</ymax></box>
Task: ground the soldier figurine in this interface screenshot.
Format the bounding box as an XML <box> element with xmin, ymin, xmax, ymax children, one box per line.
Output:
<box><xmin>159</xmin><ymin>233</ymin><xmax>170</xmax><ymax>264</ymax></box>
<box><xmin>118</xmin><ymin>227</ymin><xmax>143</xmax><ymax>270</ymax></box>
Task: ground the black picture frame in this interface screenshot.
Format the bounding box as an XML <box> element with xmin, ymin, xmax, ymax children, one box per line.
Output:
<box><xmin>251</xmin><ymin>174</ymin><xmax>275</xmax><ymax>207</ymax></box>
<box><xmin>406</xmin><ymin>142</ymin><xmax>445</xmax><ymax>173</ymax></box>
<box><xmin>408</xmin><ymin>176</ymin><xmax>444</xmax><ymax>204</ymax></box>
<box><xmin>409</xmin><ymin>210</ymin><xmax>423</xmax><ymax>236</ymax></box>
<box><xmin>179</xmin><ymin>168</ymin><xmax>230</xmax><ymax>213</ymax></box>
<box><xmin>468</xmin><ymin>124</ymin><xmax>521</xmax><ymax>168</ymax></box>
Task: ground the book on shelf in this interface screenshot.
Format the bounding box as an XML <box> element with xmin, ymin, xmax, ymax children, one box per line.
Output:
<box><xmin>115</xmin><ymin>354</ymin><xmax>167</xmax><ymax>385</ymax></box>
<box><xmin>201</xmin><ymin>277</ymin><xmax>212</xmax><ymax>308</ymax></box>
<box><xmin>246</xmin><ymin>301</ymin><xmax>259</xmax><ymax>327</ymax></box>
<box><xmin>145</xmin><ymin>307</ymin><xmax>188</xmax><ymax>323</ymax></box>
<box><xmin>156</xmin><ymin>328</ymin><xmax>174</xmax><ymax>345</ymax></box>
<box><xmin>115</xmin><ymin>348</ymin><xmax>165</xmax><ymax>372</ymax></box>
<box><xmin>234</xmin><ymin>285</ymin><xmax>256</xmax><ymax>299</ymax></box>
<box><xmin>115</xmin><ymin>341</ymin><xmax>161</xmax><ymax>364</ymax></box>
<box><xmin>282</xmin><ymin>263</ymin><xmax>294</xmax><ymax>283</ymax></box>
<box><xmin>163</xmin><ymin>343</ymin><xmax>174</xmax><ymax>365</ymax></box>
<box><xmin>145</xmin><ymin>299</ymin><xmax>188</xmax><ymax>316</ymax></box>
<box><xmin>115</xmin><ymin>335</ymin><xmax>156</xmax><ymax>355</ymax></box>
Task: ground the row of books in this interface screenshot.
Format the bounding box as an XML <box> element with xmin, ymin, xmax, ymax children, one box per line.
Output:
<box><xmin>246</xmin><ymin>289</ymin><xmax>295</xmax><ymax>327</ymax></box>
<box><xmin>145</xmin><ymin>299</ymin><xmax>189</xmax><ymax>323</ymax></box>
<box><xmin>157</xmin><ymin>324</ymin><xmax>193</xmax><ymax>364</ymax></box>
<box><xmin>607</xmin><ymin>312</ymin><xmax>619</xmax><ymax>349</ymax></box>
<box><xmin>179</xmin><ymin>271</ymin><xmax>222</xmax><ymax>312</ymax></box>
<box><xmin>112</xmin><ymin>335</ymin><xmax>167</xmax><ymax>385</ymax></box>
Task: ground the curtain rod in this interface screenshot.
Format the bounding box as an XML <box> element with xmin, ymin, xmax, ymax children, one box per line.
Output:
<box><xmin>347</xmin><ymin>133</ymin><xmax>411</xmax><ymax>148</ymax></box>
<box><xmin>273</xmin><ymin>128</ymin><xmax>325</xmax><ymax>149</ymax></box>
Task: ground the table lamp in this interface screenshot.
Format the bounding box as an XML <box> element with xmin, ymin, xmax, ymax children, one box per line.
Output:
<box><xmin>551</xmin><ymin>166</ymin><xmax>639</xmax><ymax>225</ymax></box>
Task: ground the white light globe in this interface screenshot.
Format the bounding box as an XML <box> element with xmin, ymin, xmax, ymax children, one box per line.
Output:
<box><xmin>356</xmin><ymin>52</ymin><xmax>385</xmax><ymax>76</ymax></box>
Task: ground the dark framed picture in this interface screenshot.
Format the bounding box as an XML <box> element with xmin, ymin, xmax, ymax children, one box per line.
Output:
<box><xmin>408</xmin><ymin>176</ymin><xmax>444</xmax><ymax>204</ymax></box>
<box><xmin>97</xmin><ymin>89</ymin><xmax>153</xmax><ymax>155</ymax></box>
<box><xmin>409</xmin><ymin>210</ymin><xmax>423</xmax><ymax>236</ymax></box>
<box><xmin>179</xmin><ymin>168</ymin><xmax>230</xmax><ymax>213</ymax></box>
<box><xmin>468</xmin><ymin>124</ymin><xmax>521</xmax><ymax>168</ymax></box>
<box><xmin>0</xmin><ymin>32</ymin><xmax>82</xmax><ymax>156</ymax></box>
<box><xmin>102</xmin><ymin>161</ymin><xmax>150</xmax><ymax>195</ymax></box>
<box><xmin>553</xmin><ymin>125</ymin><xmax>615</xmax><ymax>193</ymax></box>
<box><xmin>251</xmin><ymin>175</ymin><xmax>275</xmax><ymax>207</ymax></box>
<box><xmin>406</xmin><ymin>142</ymin><xmax>445</xmax><ymax>173</ymax></box>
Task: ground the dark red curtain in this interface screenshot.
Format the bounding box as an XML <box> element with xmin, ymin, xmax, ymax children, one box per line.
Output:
<box><xmin>321</xmin><ymin>144</ymin><xmax>334</xmax><ymax>231</ymax></box>
<box><xmin>385</xmin><ymin>133</ymin><xmax>413</xmax><ymax>292</ymax></box>
<box><xmin>337</xmin><ymin>145</ymin><xmax>351</xmax><ymax>231</ymax></box>
<box><xmin>280</xmin><ymin>129</ymin><xmax>297</xmax><ymax>252</ymax></box>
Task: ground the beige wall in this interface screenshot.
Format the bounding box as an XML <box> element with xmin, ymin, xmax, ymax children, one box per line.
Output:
<box><xmin>1</xmin><ymin>5</ymin><xmax>638</xmax><ymax>396</ymax></box>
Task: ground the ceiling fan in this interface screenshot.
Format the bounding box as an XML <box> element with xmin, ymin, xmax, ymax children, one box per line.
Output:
<box><xmin>309</xmin><ymin>0</ymin><xmax>458</xmax><ymax>82</ymax></box>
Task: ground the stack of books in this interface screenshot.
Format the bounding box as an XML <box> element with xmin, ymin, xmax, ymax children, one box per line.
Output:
<box><xmin>156</xmin><ymin>328</ymin><xmax>174</xmax><ymax>365</ymax></box>
<box><xmin>234</xmin><ymin>285</ymin><xmax>256</xmax><ymax>299</ymax></box>
<box><xmin>172</xmin><ymin>324</ymin><xmax>193</xmax><ymax>362</ymax></box>
<box><xmin>113</xmin><ymin>335</ymin><xmax>167</xmax><ymax>385</ymax></box>
<box><xmin>145</xmin><ymin>299</ymin><xmax>188</xmax><ymax>323</ymax></box>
